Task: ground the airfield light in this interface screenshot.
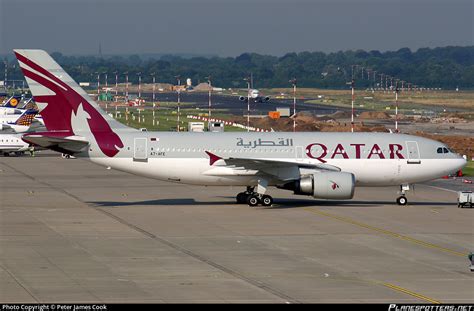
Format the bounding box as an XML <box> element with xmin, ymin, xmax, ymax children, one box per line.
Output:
<box><xmin>176</xmin><ymin>75</ymin><xmax>181</xmax><ymax>132</ymax></box>
<box><xmin>289</xmin><ymin>78</ymin><xmax>297</xmax><ymax>132</ymax></box>
<box><xmin>385</xmin><ymin>75</ymin><xmax>389</xmax><ymax>93</ymax></box>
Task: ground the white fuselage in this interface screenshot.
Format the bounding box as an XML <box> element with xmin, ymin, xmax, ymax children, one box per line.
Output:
<box><xmin>82</xmin><ymin>131</ymin><xmax>466</xmax><ymax>187</ymax></box>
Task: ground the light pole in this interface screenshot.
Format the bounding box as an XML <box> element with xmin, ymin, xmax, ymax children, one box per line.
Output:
<box><xmin>244</xmin><ymin>76</ymin><xmax>251</xmax><ymax>132</ymax></box>
<box><xmin>96</xmin><ymin>72</ymin><xmax>100</xmax><ymax>97</ymax></box>
<box><xmin>289</xmin><ymin>78</ymin><xmax>297</xmax><ymax>132</ymax></box>
<box><xmin>113</xmin><ymin>71</ymin><xmax>118</xmax><ymax>117</ymax></box>
<box><xmin>3</xmin><ymin>59</ymin><xmax>7</xmax><ymax>89</ymax></box>
<box><xmin>104</xmin><ymin>72</ymin><xmax>108</xmax><ymax>113</ymax></box>
<box><xmin>113</xmin><ymin>71</ymin><xmax>118</xmax><ymax>102</ymax></box>
<box><xmin>350</xmin><ymin>78</ymin><xmax>355</xmax><ymax>133</ymax></box>
<box><xmin>206</xmin><ymin>75</ymin><xmax>212</xmax><ymax>129</ymax></box>
<box><xmin>137</xmin><ymin>72</ymin><xmax>142</xmax><ymax>123</ymax></box>
<box><xmin>395</xmin><ymin>79</ymin><xmax>399</xmax><ymax>132</ymax></box>
<box><xmin>124</xmin><ymin>72</ymin><xmax>129</xmax><ymax>123</ymax></box>
<box><xmin>175</xmin><ymin>75</ymin><xmax>181</xmax><ymax>132</ymax></box>
<box><xmin>350</xmin><ymin>65</ymin><xmax>358</xmax><ymax>133</ymax></box>
<box><xmin>137</xmin><ymin>72</ymin><xmax>142</xmax><ymax>99</ymax></box>
<box><xmin>151</xmin><ymin>72</ymin><xmax>156</xmax><ymax>126</ymax></box>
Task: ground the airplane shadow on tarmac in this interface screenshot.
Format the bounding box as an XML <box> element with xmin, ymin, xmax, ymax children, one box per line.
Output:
<box><xmin>89</xmin><ymin>198</ymin><xmax>456</xmax><ymax>209</ymax></box>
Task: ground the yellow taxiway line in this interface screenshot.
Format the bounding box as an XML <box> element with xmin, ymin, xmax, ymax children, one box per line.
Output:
<box><xmin>379</xmin><ymin>282</ymin><xmax>441</xmax><ymax>304</ymax></box>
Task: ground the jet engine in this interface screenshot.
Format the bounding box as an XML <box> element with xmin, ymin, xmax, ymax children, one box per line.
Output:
<box><xmin>279</xmin><ymin>171</ymin><xmax>355</xmax><ymax>199</ymax></box>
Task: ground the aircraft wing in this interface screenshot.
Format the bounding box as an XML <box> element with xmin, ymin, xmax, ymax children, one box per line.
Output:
<box><xmin>22</xmin><ymin>133</ymin><xmax>89</xmax><ymax>154</ymax></box>
<box><xmin>204</xmin><ymin>151</ymin><xmax>340</xmax><ymax>181</ymax></box>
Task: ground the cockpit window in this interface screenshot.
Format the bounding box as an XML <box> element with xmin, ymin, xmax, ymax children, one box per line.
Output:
<box><xmin>437</xmin><ymin>147</ymin><xmax>451</xmax><ymax>154</ymax></box>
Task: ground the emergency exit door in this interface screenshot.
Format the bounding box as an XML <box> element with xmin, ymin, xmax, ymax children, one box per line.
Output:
<box><xmin>405</xmin><ymin>141</ymin><xmax>421</xmax><ymax>164</ymax></box>
<box><xmin>134</xmin><ymin>138</ymin><xmax>148</xmax><ymax>162</ymax></box>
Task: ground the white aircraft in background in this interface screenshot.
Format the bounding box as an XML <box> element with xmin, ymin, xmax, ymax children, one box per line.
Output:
<box><xmin>239</xmin><ymin>89</ymin><xmax>270</xmax><ymax>103</ymax></box>
<box><xmin>15</xmin><ymin>49</ymin><xmax>467</xmax><ymax>206</ymax></box>
<box><xmin>0</xmin><ymin>133</ymin><xmax>32</xmax><ymax>156</ymax></box>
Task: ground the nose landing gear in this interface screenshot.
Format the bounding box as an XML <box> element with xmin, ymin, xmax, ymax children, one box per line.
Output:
<box><xmin>396</xmin><ymin>184</ymin><xmax>410</xmax><ymax>206</ymax></box>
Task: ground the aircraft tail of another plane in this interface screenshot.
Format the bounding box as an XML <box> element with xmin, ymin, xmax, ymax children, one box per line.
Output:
<box><xmin>14</xmin><ymin>49</ymin><xmax>127</xmax><ymax>157</ymax></box>
<box><xmin>13</xmin><ymin>108</ymin><xmax>39</xmax><ymax>126</ymax></box>
<box><xmin>3</xmin><ymin>95</ymin><xmax>22</xmax><ymax>108</ymax></box>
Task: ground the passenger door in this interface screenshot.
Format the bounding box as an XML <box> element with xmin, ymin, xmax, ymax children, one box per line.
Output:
<box><xmin>405</xmin><ymin>141</ymin><xmax>421</xmax><ymax>164</ymax></box>
<box><xmin>133</xmin><ymin>137</ymin><xmax>148</xmax><ymax>162</ymax></box>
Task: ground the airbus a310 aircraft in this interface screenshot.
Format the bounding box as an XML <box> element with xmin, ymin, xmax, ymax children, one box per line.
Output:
<box><xmin>15</xmin><ymin>50</ymin><xmax>466</xmax><ymax>206</ymax></box>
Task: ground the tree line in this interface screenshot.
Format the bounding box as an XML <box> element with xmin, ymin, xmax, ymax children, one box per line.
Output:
<box><xmin>3</xmin><ymin>46</ymin><xmax>473</xmax><ymax>90</ymax></box>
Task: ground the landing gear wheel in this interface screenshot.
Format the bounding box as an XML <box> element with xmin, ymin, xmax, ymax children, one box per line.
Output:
<box><xmin>236</xmin><ymin>192</ymin><xmax>248</xmax><ymax>204</ymax></box>
<box><xmin>247</xmin><ymin>195</ymin><xmax>260</xmax><ymax>207</ymax></box>
<box><xmin>396</xmin><ymin>196</ymin><xmax>407</xmax><ymax>206</ymax></box>
<box><xmin>261</xmin><ymin>195</ymin><xmax>273</xmax><ymax>207</ymax></box>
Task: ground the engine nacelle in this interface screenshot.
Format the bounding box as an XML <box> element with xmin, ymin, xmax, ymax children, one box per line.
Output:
<box><xmin>280</xmin><ymin>172</ymin><xmax>355</xmax><ymax>200</ymax></box>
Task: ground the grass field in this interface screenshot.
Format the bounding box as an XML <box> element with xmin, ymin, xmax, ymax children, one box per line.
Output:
<box><xmin>105</xmin><ymin>102</ymin><xmax>246</xmax><ymax>132</ymax></box>
<box><xmin>463</xmin><ymin>161</ymin><xmax>474</xmax><ymax>177</ymax></box>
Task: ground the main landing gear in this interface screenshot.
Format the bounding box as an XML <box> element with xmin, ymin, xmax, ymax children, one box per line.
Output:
<box><xmin>396</xmin><ymin>184</ymin><xmax>410</xmax><ymax>206</ymax></box>
<box><xmin>236</xmin><ymin>180</ymin><xmax>274</xmax><ymax>207</ymax></box>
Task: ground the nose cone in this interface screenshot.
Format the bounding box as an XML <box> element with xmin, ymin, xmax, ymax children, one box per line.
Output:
<box><xmin>454</xmin><ymin>157</ymin><xmax>468</xmax><ymax>173</ymax></box>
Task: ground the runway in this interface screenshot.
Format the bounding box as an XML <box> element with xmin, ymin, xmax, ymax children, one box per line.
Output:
<box><xmin>141</xmin><ymin>92</ymin><xmax>350</xmax><ymax>116</ymax></box>
<box><xmin>0</xmin><ymin>152</ymin><xmax>472</xmax><ymax>303</ymax></box>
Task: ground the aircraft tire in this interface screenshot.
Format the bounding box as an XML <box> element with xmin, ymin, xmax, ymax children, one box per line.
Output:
<box><xmin>396</xmin><ymin>196</ymin><xmax>407</xmax><ymax>206</ymax></box>
<box><xmin>261</xmin><ymin>195</ymin><xmax>273</xmax><ymax>207</ymax></box>
<box><xmin>247</xmin><ymin>195</ymin><xmax>260</xmax><ymax>207</ymax></box>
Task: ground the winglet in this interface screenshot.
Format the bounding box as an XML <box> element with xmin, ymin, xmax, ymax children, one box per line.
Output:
<box><xmin>205</xmin><ymin>151</ymin><xmax>222</xmax><ymax>166</ymax></box>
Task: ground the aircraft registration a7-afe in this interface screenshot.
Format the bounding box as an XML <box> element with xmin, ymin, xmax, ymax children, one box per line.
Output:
<box><xmin>15</xmin><ymin>49</ymin><xmax>467</xmax><ymax>206</ymax></box>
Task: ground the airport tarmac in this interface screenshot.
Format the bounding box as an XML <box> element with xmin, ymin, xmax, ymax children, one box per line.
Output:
<box><xmin>0</xmin><ymin>152</ymin><xmax>473</xmax><ymax>303</ymax></box>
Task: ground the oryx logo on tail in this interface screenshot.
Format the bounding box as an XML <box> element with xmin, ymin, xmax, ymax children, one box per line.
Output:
<box><xmin>14</xmin><ymin>50</ymin><xmax>123</xmax><ymax>157</ymax></box>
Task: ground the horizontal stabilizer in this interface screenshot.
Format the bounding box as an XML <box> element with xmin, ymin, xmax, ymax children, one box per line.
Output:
<box><xmin>22</xmin><ymin>132</ymin><xmax>89</xmax><ymax>154</ymax></box>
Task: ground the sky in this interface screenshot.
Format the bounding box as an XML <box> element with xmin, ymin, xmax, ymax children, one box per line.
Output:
<box><xmin>0</xmin><ymin>0</ymin><xmax>472</xmax><ymax>56</ymax></box>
